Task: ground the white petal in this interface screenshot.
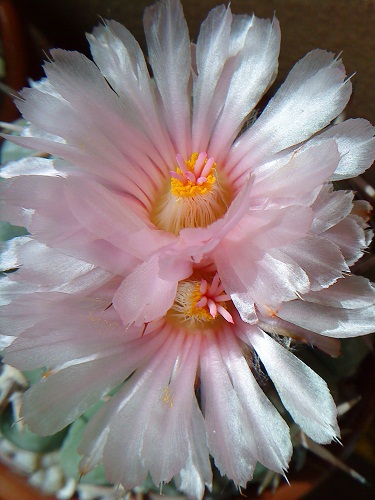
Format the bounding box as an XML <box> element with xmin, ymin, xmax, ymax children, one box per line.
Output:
<box><xmin>0</xmin><ymin>236</ymin><xmax>26</xmax><ymax>272</ymax></box>
<box><xmin>144</xmin><ymin>0</ymin><xmax>191</xmax><ymax>157</ymax></box>
<box><xmin>0</xmin><ymin>156</ymin><xmax>64</xmax><ymax>178</ymax></box>
<box><xmin>278</xmin><ymin>283</ymin><xmax>375</xmax><ymax>338</ymax></box>
<box><xmin>3</xmin><ymin>238</ymin><xmax>112</xmax><ymax>295</ymax></box>
<box><xmin>220</xmin><ymin>331</ymin><xmax>292</xmax><ymax>473</ymax></box>
<box><xmin>209</xmin><ymin>16</ymin><xmax>280</xmax><ymax>160</ymax></box>
<box><xmin>247</xmin><ymin>249</ymin><xmax>310</xmax><ymax>306</ymax></box>
<box><xmin>0</xmin><ymin>335</ymin><xmax>15</xmax><ymax>348</ymax></box>
<box><xmin>226</xmin><ymin>13</ymin><xmax>253</xmax><ymax>54</ymax></box>
<box><xmin>324</xmin><ymin>216</ymin><xmax>368</xmax><ymax>266</ymax></box>
<box><xmin>247</xmin><ymin>328</ymin><xmax>340</xmax><ymax>443</ymax></box>
<box><xmin>307</xmin><ymin>119</ymin><xmax>375</xmax><ymax>180</ymax></box>
<box><xmin>302</xmin><ymin>275</ymin><xmax>375</xmax><ymax>309</ymax></box>
<box><xmin>230</xmin><ymin>49</ymin><xmax>351</xmax><ymax>169</ymax></box>
<box><xmin>310</xmin><ymin>184</ymin><xmax>353</xmax><ymax>234</ymax></box>
<box><xmin>5</xmin><ymin>237</ymin><xmax>87</xmax><ymax>284</ymax></box>
<box><xmin>200</xmin><ymin>332</ymin><xmax>256</xmax><ymax>486</ymax></box>
<box><xmin>281</xmin><ymin>235</ymin><xmax>348</xmax><ymax>291</ymax></box>
<box><xmin>256</xmin><ymin>313</ymin><xmax>341</xmax><ymax>357</ymax></box>
<box><xmin>249</xmin><ymin>140</ymin><xmax>340</xmax><ymax>206</ymax></box>
<box><xmin>102</xmin><ymin>331</ymin><xmax>185</xmax><ymax>487</ymax></box>
<box><xmin>192</xmin><ymin>4</ymin><xmax>232</xmax><ymax>152</ymax></box>
<box><xmin>78</xmin><ymin>402</ymin><xmax>111</xmax><ymax>474</ymax></box>
<box><xmin>175</xmin><ymin>399</ymin><xmax>212</xmax><ymax>499</ymax></box>
<box><xmin>0</xmin><ymin>276</ymin><xmax>39</xmax><ymax>306</ymax></box>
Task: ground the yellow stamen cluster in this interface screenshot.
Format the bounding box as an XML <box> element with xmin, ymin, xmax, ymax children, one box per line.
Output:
<box><xmin>151</xmin><ymin>152</ymin><xmax>231</xmax><ymax>234</ymax></box>
<box><xmin>167</xmin><ymin>275</ymin><xmax>234</xmax><ymax>330</ymax></box>
<box><xmin>185</xmin><ymin>283</ymin><xmax>215</xmax><ymax>322</ymax></box>
<box><xmin>170</xmin><ymin>169</ymin><xmax>216</xmax><ymax>197</ymax></box>
<box><xmin>170</xmin><ymin>152</ymin><xmax>216</xmax><ymax>198</ymax></box>
<box><xmin>167</xmin><ymin>281</ymin><xmax>215</xmax><ymax>328</ymax></box>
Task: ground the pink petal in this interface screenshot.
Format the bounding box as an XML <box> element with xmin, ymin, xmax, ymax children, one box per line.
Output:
<box><xmin>17</xmin><ymin>52</ymin><xmax>168</xmax><ymax>195</ymax></box>
<box><xmin>213</xmin><ymin>238</ymin><xmax>260</xmax><ymax>323</ymax></box>
<box><xmin>65</xmin><ymin>178</ymin><xmax>174</xmax><ymax>260</ymax></box>
<box><xmin>3</xmin><ymin>293</ymin><xmax>141</xmax><ymax>370</ymax></box>
<box><xmin>179</xmin><ymin>175</ymin><xmax>254</xmax><ymax>259</ymax></box>
<box><xmin>2</xmin><ymin>133</ymin><xmax>139</xmax><ymax>197</ymax></box>
<box><xmin>245</xmin><ymin>205</ymin><xmax>314</xmax><ymax>250</ymax></box>
<box><xmin>1</xmin><ymin>176</ymin><xmax>137</xmax><ymax>276</ymax></box>
<box><xmin>113</xmin><ymin>256</ymin><xmax>178</xmax><ymax>327</ymax></box>
<box><xmin>158</xmin><ymin>253</ymin><xmax>193</xmax><ymax>281</ymax></box>
<box><xmin>88</xmin><ymin>20</ymin><xmax>175</xmax><ymax>167</ymax></box>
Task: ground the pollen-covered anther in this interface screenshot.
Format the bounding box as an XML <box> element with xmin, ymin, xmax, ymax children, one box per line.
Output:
<box><xmin>167</xmin><ymin>273</ymin><xmax>234</xmax><ymax>329</ymax></box>
<box><xmin>151</xmin><ymin>152</ymin><xmax>231</xmax><ymax>234</ymax></box>
<box><xmin>169</xmin><ymin>152</ymin><xmax>216</xmax><ymax>196</ymax></box>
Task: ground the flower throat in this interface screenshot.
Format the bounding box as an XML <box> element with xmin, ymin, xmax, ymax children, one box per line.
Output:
<box><xmin>167</xmin><ymin>273</ymin><xmax>234</xmax><ymax>329</ymax></box>
<box><xmin>151</xmin><ymin>152</ymin><xmax>231</xmax><ymax>234</ymax></box>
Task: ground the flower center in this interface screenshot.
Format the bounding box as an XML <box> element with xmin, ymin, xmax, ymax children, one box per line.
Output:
<box><xmin>170</xmin><ymin>152</ymin><xmax>216</xmax><ymax>197</ymax></box>
<box><xmin>151</xmin><ymin>152</ymin><xmax>231</xmax><ymax>234</ymax></box>
<box><xmin>167</xmin><ymin>273</ymin><xmax>234</xmax><ymax>329</ymax></box>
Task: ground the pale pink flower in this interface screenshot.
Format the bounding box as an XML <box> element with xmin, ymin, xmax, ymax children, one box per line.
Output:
<box><xmin>1</xmin><ymin>0</ymin><xmax>375</xmax><ymax>496</ymax></box>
